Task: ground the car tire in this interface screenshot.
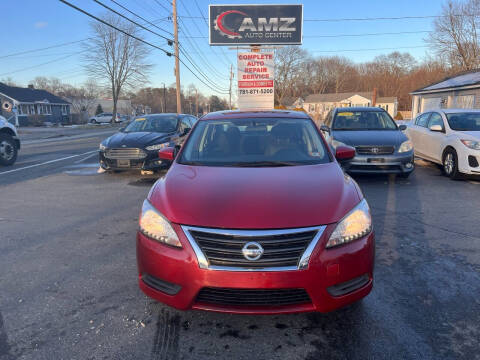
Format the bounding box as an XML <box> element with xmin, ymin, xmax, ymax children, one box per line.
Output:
<box><xmin>442</xmin><ymin>148</ymin><xmax>462</xmax><ymax>180</ymax></box>
<box><xmin>398</xmin><ymin>172</ymin><xmax>411</xmax><ymax>179</ymax></box>
<box><xmin>91</xmin><ymin>119</ymin><xmax>97</xmax><ymax>124</ymax></box>
<box><xmin>0</xmin><ymin>133</ymin><xmax>18</xmax><ymax>166</ymax></box>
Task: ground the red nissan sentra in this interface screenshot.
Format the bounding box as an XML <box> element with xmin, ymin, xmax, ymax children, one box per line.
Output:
<box><xmin>137</xmin><ymin>110</ymin><xmax>374</xmax><ymax>314</ymax></box>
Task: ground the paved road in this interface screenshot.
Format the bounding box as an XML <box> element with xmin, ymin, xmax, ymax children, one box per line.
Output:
<box><xmin>0</xmin><ymin>137</ymin><xmax>479</xmax><ymax>360</ymax></box>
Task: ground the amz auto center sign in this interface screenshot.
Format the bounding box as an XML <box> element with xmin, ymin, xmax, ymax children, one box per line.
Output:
<box><xmin>209</xmin><ymin>5</ymin><xmax>303</xmax><ymax>45</ymax></box>
<box><xmin>237</xmin><ymin>52</ymin><xmax>274</xmax><ymax>110</ymax></box>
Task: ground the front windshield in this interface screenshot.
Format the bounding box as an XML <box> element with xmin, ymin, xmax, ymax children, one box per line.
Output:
<box><xmin>178</xmin><ymin>118</ymin><xmax>330</xmax><ymax>167</ymax></box>
<box><xmin>123</xmin><ymin>115</ymin><xmax>178</xmax><ymax>133</ymax></box>
<box><xmin>446</xmin><ymin>113</ymin><xmax>480</xmax><ymax>131</ymax></box>
<box><xmin>333</xmin><ymin>111</ymin><xmax>397</xmax><ymax>130</ymax></box>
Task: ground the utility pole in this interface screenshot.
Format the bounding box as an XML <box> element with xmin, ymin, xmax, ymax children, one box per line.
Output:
<box><xmin>229</xmin><ymin>64</ymin><xmax>234</xmax><ymax>110</ymax></box>
<box><xmin>172</xmin><ymin>0</ymin><xmax>181</xmax><ymax>114</ymax></box>
<box><xmin>195</xmin><ymin>89</ymin><xmax>199</xmax><ymax>116</ymax></box>
<box><xmin>162</xmin><ymin>83</ymin><xmax>166</xmax><ymax>113</ymax></box>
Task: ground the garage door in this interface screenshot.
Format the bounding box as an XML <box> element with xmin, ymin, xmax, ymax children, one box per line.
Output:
<box><xmin>421</xmin><ymin>97</ymin><xmax>441</xmax><ymax>112</ymax></box>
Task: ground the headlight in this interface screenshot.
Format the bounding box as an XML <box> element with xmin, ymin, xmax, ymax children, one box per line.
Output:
<box><xmin>99</xmin><ymin>143</ymin><xmax>107</xmax><ymax>151</ymax></box>
<box><xmin>331</xmin><ymin>139</ymin><xmax>346</xmax><ymax>148</ymax></box>
<box><xmin>398</xmin><ymin>140</ymin><xmax>413</xmax><ymax>153</ymax></box>
<box><xmin>139</xmin><ymin>200</ymin><xmax>182</xmax><ymax>248</ymax></box>
<box><xmin>146</xmin><ymin>142</ymin><xmax>169</xmax><ymax>151</ymax></box>
<box><xmin>326</xmin><ymin>199</ymin><xmax>372</xmax><ymax>248</ymax></box>
<box><xmin>461</xmin><ymin>139</ymin><xmax>480</xmax><ymax>150</ymax></box>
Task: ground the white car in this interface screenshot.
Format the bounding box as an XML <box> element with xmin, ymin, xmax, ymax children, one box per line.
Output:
<box><xmin>89</xmin><ymin>112</ymin><xmax>121</xmax><ymax>124</ymax></box>
<box><xmin>0</xmin><ymin>115</ymin><xmax>20</xmax><ymax>166</ymax></box>
<box><xmin>407</xmin><ymin>109</ymin><xmax>480</xmax><ymax>179</ymax></box>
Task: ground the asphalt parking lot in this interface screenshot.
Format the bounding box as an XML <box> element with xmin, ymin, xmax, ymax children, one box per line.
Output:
<box><xmin>1</xmin><ymin>134</ymin><xmax>479</xmax><ymax>360</ymax></box>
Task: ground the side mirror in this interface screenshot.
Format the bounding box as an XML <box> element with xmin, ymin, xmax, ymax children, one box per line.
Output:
<box><xmin>335</xmin><ymin>145</ymin><xmax>356</xmax><ymax>162</ymax></box>
<box><xmin>398</xmin><ymin>124</ymin><xmax>407</xmax><ymax>131</ymax></box>
<box><xmin>158</xmin><ymin>147</ymin><xmax>175</xmax><ymax>161</ymax></box>
<box><xmin>320</xmin><ymin>125</ymin><xmax>331</xmax><ymax>134</ymax></box>
<box><xmin>429</xmin><ymin>124</ymin><xmax>443</xmax><ymax>132</ymax></box>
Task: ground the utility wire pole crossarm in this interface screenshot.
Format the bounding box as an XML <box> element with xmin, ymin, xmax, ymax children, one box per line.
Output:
<box><xmin>172</xmin><ymin>0</ymin><xmax>182</xmax><ymax>114</ymax></box>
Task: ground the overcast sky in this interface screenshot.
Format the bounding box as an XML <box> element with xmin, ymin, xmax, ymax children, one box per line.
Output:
<box><xmin>1</xmin><ymin>0</ymin><xmax>444</xmax><ymax>98</ymax></box>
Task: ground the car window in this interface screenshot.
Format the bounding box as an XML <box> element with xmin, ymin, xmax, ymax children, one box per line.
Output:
<box><xmin>428</xmin><ymin>113</ymin><xmax>444</xmax><ymax>129</ymax></box>
<box><xmin>415</xmin><ymin>113</ymin><xmax>430</xmax><ymax>127</ymax></box>
<box><xmin>179</xmin><ymin>117</ymin><xmax>191</xmax><ymax>133</ymax></box>
<box><xmin>179</xmin><ymin>118</ymin><xmax>330</xmax><ymax>167</ymax></box>
<box><xmin>189</xmin><ymin>116</ymin><xmax>198</xmax><ymax>126</ymax></box>
<box><xmin>446</xmin><ymin>113</ymin><xmax>480</xmax><ymax>131</ymax></box>
<box><xmin>332</xmin><ymin>110</ymin><xmax>397</xmax><ymax>130</ymax></box>
<box><xmin>102</xmin><ymin>113</ymin><xmax>112</xmax><ymax>117</ymax></box>
<box><xmin>123</xmin><ymin>115</ymin><xmax>178</xmax><ymax>133</ymax></box>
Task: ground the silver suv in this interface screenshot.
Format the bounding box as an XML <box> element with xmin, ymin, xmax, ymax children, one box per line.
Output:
<box><xmin>0</xmin><ymin>115</ymin><xmax>20</xmax><ymax>166</ymax></box>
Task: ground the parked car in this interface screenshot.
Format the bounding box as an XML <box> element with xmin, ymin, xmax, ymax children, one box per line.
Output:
<box><xmin>407</xmin><ymin>109</ymin><xmax>480</xmax><ymax>179</ymax></box>
<box><xmin>90</xmin><ymin>112</ymin><xmax>121</xmax><ymax>124</ymax></box>
<box><xmin>321</xmin><ymin>107</ymin><xmax>414</xmax><ymax>177</ymax></box>
<box><xmin>99</xmin><ymin>113</ymin><xmax>197</xmax><ymax>173</ymax></box>
<box><xmin>137</xmin><ymin>110</ymin><xmax>374</xmax><ymax>314</ymax></box>
<box><xmin>0</xmin><ymin>115</ymin><xmax>20</xmax><ymax>166</ymax></box>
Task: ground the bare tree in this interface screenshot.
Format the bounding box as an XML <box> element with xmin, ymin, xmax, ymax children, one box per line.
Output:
<box><xmin>83</xmin><ymin>14</ymin><xmax>152</xmax><ymax>122</ymax></box>
<box><xmin>61</xmin><ymin>79</ymin><xmax>100</xmax><ymax>121</ymax></box>
<box><xmin>428</xmin><ymin>0</ymin><xmax>480</xmax><ymax>70</ymax></box>
<box><xmin>275</xmin><ymin>46</ymin><xmax>308</xmax><ymax>106</ymax></box>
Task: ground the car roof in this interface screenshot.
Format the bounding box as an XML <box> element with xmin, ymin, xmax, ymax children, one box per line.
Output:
<box><xmin>334</xmin><ymin>107</ymin><xmax>385</xmax><ymax>112</ymax></box>
<box><xmin>435</xmin><ymin>108</ymin><xmax>480</xmax><ymax>114</ymax></box>
<box><xmin>135</xmin><ymin>113</ymin><xmax>192</xmax><ymax>117</ymax></box>
<box><xmin>200</xmin><ymin>109</ymin><xmax>310</xmax><ymax>121</ymax></box>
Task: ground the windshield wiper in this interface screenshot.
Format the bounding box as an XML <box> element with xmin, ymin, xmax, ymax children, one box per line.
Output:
<box><xmin>230</xmin><ymin>161</ymin><xmax>297</xmax><ymax>167</ymax></box>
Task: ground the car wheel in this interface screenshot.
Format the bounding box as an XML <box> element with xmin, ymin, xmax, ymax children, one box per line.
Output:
<box><xmin>398</xmin><ymin>172</ymin><xmax>411</xmax><ymax>179</ymax></box>
<box><xmin>0</xmin><ymin>134</ymin><xmax>18</xmax><ymax>166</ymax></box>
<box><xmin>91</xmin><ymin>119</ymin><xmax>97</xmax><ymax>124</ymax></box>
<box><xmin>443</xmin><ymin>149</ymin><xmax>462</xmax><ymax>180</ymax></box>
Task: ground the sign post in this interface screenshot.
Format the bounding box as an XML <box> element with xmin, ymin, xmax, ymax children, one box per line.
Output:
<box><xmin>209</xmin><ymin>4</ymin><xmax>303</xmax><ymax>110</ymax></box>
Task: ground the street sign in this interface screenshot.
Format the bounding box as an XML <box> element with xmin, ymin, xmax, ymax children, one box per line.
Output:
<box><xmin>237</xmin><ymin>51</ymin><xmax>274</xmax><ymax>110</ymax></box>
<box><xmin>209</xmin><ymin>5</ymin><xmax>303</xmax><ymax>45</ymax></box>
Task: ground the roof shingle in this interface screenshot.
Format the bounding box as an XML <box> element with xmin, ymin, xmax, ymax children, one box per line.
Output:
<box><xmin>0</xmin><ymin>82</ymin><xmax>70</xmax><ymax>104</ymax></box>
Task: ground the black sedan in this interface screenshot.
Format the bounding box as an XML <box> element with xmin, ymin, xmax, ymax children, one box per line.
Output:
<box><xmin>99</xmin><ymin>113</ymin><xmax>197</xmax><ymax>174</ymax></box>
<box><xmin>320</xmin><ymin>107</ymin><xmax>414</xmax><ymax>177</ymax></box>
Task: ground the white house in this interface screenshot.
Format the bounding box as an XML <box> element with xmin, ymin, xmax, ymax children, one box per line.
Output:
<box><xmin>303</xmin><ymin>91</ymin><xmax>398</xmax><ymax>119</ymax></box>
<box><xmin>411</xmin><ymin>69</ymin><xmax>480</xmax><ymax>118</ymax></box>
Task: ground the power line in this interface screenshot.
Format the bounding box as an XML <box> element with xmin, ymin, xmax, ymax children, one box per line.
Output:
<box><xmin>0</xmin><ymin>39</ymin><xmax>91</xmax><ymax>59</ymax></box>
<box><xmin>192</xmin><ymin>0</ymin><xmax>232</xmax><ymax>67</ymax></box>
<box><xmin>0</xmin><ymin>51</ymin><xmax>85</xmax><ymax>77</ymax></box>
<box><xmin>310</xmin><ymin>45</ymin><xmax>428</xmax><ymax>53</ymax></box>
<box><xmin>59</xmin><ymin>0</ymin><xmax>172</xmax><ymax>56</ymax></box>
<box><xmin>109</xmin><ymin>0</ymin><xmax>173</xmax><ymax>36</ymax></box>
<box><xmin>304</xmin><ymin>14</ymin><xmax>466</xmax><ymax>22</ymax></box>
<box><xmin>59</xmin><ymin>0</ymin><xmax>228</xmax><ymax>95</ymax></box>
<box><xmin>93</xmin><ymin>0</ymin><xmax>173</xmax><ymax>43</ymax></box>
<box><xmin>153</xmin><ymin>0</ymin><xmax>171</xmax><ymax>14</ymax></box>
<box><xmin>306</xmin><ymin>30</ymin><xmax>432</xmax><ymax>38</ymax></box>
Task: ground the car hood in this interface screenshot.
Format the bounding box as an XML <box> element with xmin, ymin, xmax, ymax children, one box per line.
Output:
<box><xmin>455</xmin><ymin>131</ymin><xmax>480</xmax><ymax>140</ymax></box>
<box><xmin>104</xmin><ymin>131</ymin><xmax>170</xmax><ymax>148</ymax></box>
<box><xmin>149</xmin><ymin>163</ymin><xmax>361</xmax><ymax>229</ymax></box>
<box><xmin>332</xmin><ymin>130</ymin><xmax>407</xmax><ymax>146</ymax></box>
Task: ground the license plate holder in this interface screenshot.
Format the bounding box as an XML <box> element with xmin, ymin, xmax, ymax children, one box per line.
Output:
<box><xmin>367</xmin><ymin>158</ymin><xmax>385</xmax><ymax>163</ymax></box>
<box><xmin>117</xmin><ymin>159</ymin><xmax>131</xmax><ymax>167</ymax></box>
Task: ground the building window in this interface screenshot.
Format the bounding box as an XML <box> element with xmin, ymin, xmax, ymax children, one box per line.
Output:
<box><xmin>454</xmin><ymin>95</ymin><xmax>474</xmax><ymax>109</ymax></box>
<box><xmin>61</xmin><ymin>105</ymin><xmax>68</xmax><ymax>115</ymax></box>
<box><xmin>37</xmin><ymin>104</ymin><xmax>52</xmax><ymax>115</ymax></box>
<box><xmin>29</xmin><ymin>105</ymin><xmax>36</xmax><ymax>115</ymax></box>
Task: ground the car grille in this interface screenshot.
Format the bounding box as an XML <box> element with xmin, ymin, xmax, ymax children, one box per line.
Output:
<box><xmin>182</xmin><ymin>226</ymin><xmax>325</xmax><ymax>270</ymax></box>
<box><xmin>105</xmin><ymin>148</ymin><xmax>146</xmax><ymax>159</ymax></box>
<box><xmin>196</xmin><ymin>287</ymin><xmax>311</xmax><ymax>307</ymax></box>
<box><xmin>355</xmin><ymin>145</ymin><xmax>395</xmax><ymax>155</ymax></box>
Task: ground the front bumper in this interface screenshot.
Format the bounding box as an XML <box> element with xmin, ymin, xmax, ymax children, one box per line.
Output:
<box><xmin>344</xmin><ymin>152</ymin><xmax>415</xmax><ymax>174</ymax></box>
<box><xmin>458</xmin><ymin>148</ymin><xmax>480</xmax><ymax>175</ymax></box>
<box><xmin>99</xmin><ymin>151</ymin><xmax>170</xmax><ymax>171</ymax></box>
<box><xmin>136</xmin><ymin>223</ymin><xmax>375</xmax><ymax>314</ymax></box>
